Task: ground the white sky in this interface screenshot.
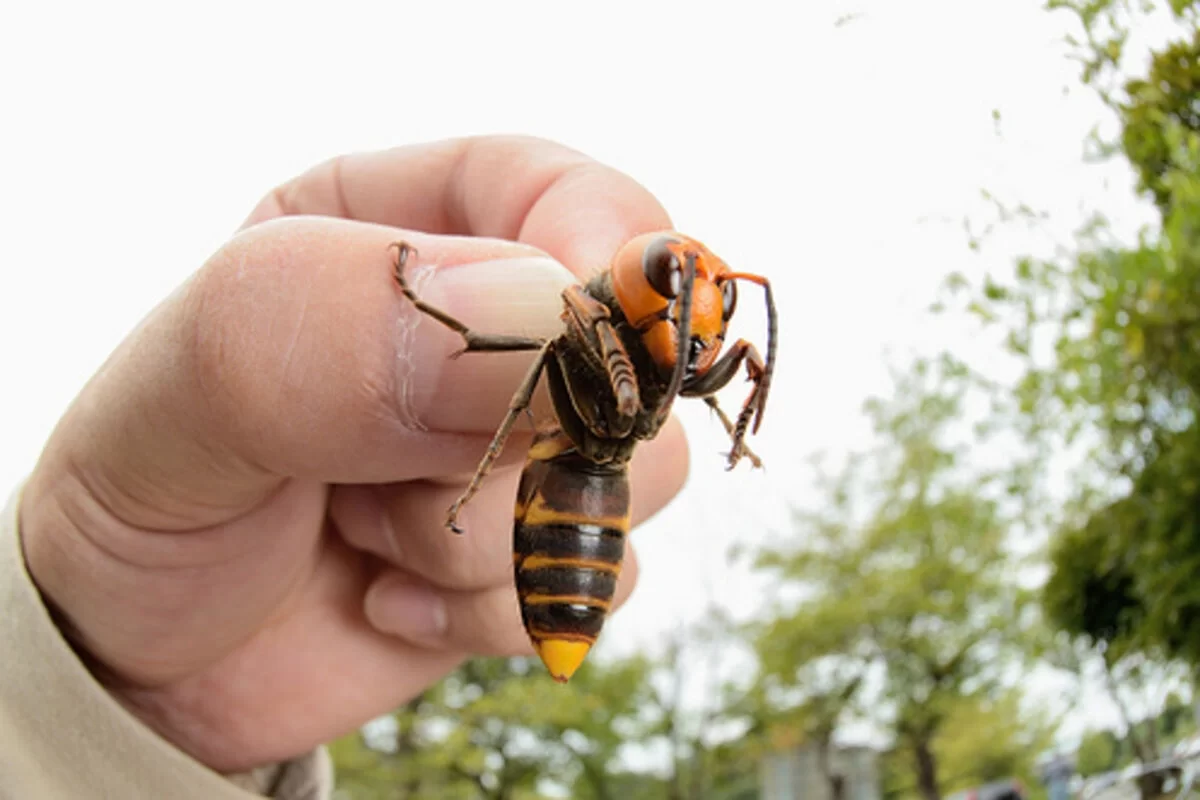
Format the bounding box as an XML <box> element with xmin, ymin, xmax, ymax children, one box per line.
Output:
<box><xmin>0</xmin><ymin>0</ymin><xmax>1172</xmax><ymax>750</ymax></box>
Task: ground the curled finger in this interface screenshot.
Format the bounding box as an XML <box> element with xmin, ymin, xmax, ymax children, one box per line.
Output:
<box><xmin>362</xmin><ymin>544</ymin><xmax>641</xmax><ymax>664</ymax></box>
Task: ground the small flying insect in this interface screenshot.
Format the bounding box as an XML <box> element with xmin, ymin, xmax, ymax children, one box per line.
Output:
<box><xmin>390</xmin><ymin>232</ymin><xmax>776</xmax><ymax>681</ymax></box>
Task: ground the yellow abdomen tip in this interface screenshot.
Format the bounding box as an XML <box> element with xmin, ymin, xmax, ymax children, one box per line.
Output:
<box><xmin>536</xmin><ymin>639</ymin><xmax>592</xmax><ymax>683</ymax></box>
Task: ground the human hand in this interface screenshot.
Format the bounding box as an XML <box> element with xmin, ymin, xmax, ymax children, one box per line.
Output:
<box><xmin>17</xmin><ymin>136</ymin><xmax>690</xmax><ymax>773</ymax></box>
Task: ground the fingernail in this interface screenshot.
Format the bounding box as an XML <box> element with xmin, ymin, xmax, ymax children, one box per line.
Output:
<box><xmin>395</xmin><ymin>256</ymin><xmax>575</xmax><ymax>433</ymax></box>
<box><xmin>364</xmin><ymin>574</ymin><xmax>449</xmax><ymax>641</ymax></box>
<box><xmin>423</xmin><ymin>257</ymin><xmax>574</xmax><ymax>328</ymax></box>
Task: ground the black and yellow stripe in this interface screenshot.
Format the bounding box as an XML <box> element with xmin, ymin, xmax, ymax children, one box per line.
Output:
<box><xmin>513</xmin><ymin>424</ymin><xmax>631</xmax><ymax>681</ymax></box>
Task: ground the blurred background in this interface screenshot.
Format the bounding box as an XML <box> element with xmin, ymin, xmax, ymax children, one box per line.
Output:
<box><xmin>4</xmin><ymin>1</ymin><xmax>1200</xmax><ymax>798</ymax></box>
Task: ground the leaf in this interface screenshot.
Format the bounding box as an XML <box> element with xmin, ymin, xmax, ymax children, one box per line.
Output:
<box><xmin>967</xmin><ymin>300</ymin><xmax>999</xmax><ymax>323</ymax></box>
<box><xmin>983</xmin><ymin>276</ymin><xmax>1010</xmax><ymax>301</ymax></box>
<box><xmin>1125</xmin><ymin>325</ymin><xmax>1145</xmax><ymax>358</ymax></box>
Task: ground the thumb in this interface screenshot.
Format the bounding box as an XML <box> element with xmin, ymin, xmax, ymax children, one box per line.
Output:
<box><xmin>26</xmin><ymin>216</ymin><xmax>575</xmax><ymax>531</ymax></box>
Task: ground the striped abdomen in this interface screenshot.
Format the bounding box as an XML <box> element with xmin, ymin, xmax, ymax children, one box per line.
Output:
<box><xmin>513</xmin><ymin>424</ymin><xmax>631</xmax><ymax>682</ymax></box>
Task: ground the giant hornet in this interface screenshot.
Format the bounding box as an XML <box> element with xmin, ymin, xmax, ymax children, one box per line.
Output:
<box><xmin>390</xmin><ymin>233</ymin><xmax>776</xmax><ymax>682</ymax></box>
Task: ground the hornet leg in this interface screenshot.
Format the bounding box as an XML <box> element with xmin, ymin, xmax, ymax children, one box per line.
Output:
<box><xmin>391</xmin><ymin>242</ymin><xmax>547</xmax><ymax>355</ymax></box>
<box><xmin>683</xmin><ymin>339</ymin><xmax>767</xmax><ymax>470</ymax></box>
<box><xmin>703</xmin><ymin>396</ymin><xmax>763</xmax><ymax>470</ymax></box>
<box><xmin>444</xmin><ymin>342</ymin><xmax>554</xmax><ymax>533</ymax></box>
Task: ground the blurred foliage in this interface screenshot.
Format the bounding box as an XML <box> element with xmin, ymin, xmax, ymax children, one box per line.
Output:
<box><xmin>1046</xmin><ymin>0</ymin><xmax>1199</xmax><ymax>106</ymax></box>
<box><xmin>1042</xmin><ymin>424</ymin><xmax>1200</xmax><ymax>664</ymax></box>
<box><xmin>330</xmin><ymin>619</ymin><xmax>764</xmax><ymax>800</ymax></box>
<box><xmin>932</xmin><ymin>690</ymin><xmax>1057</xmax><ymax>797</ymax></box>
<box><xmin>329</xmin><ymin>654</ymin><xmax>657</xmax><ymax>799</ymax></box>
<box><xmin>878</xmin><ymin>689</ymin><xmax>1056</xmax><ymax>800</ymax></box>
<box><xmin>1074</xmin><ymin>690</ymin><xmax>1196</xmax><ymax>779</ymax></box>
<box><xmin>934</xmin><ymin>5</ymin><xmax>1200</xmax><ymax>799</ymax></box>
<box><xmin>1123</xmin><ymin>29</ymin><xmax>1200</xmax><ymax>210</ymax></box>
<box><xmin>1076</xmin><ymin>728</ymin><xmax>1123</xmax><ymax>777</ymax></box>
<box><xmin>1042</xmin><ymin>498</ymin><xmax>1144</xmax><ymax>651</ymax></box>
<box><xmin>946</xmin><ymin>0</ymin><xmax>1200</xmax><ymax>666</ymax></box>
<box><xmin>753</xmin><ymin>355</ymin><xmax>1037</xmax><ymax>800</ymax></box>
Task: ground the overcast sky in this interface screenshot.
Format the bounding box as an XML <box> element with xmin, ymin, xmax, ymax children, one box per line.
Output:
<box><xmin>0</xmin><ymin>1</ymin><xmax>1173</xmax><ymax>746</ymax></box>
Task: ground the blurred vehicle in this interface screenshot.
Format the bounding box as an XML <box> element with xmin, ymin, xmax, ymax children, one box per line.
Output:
<box><xmin>945</xmin><ymin>778</ymin><xmax>1026</xmax><ymax>800</ymax></box>
<box><xmin>1174</xmin><ymin>735</ymin><xmax>1200</xmax><ymax>761</ymax></box>
<box><xmin>1081</xmin><ymin>758</ymin><xmax>1193</xmax><ymax>800</ymax></box>
<box><xmin>1078</xmin><ymin>771</ymin><xmax>1123</xmax><ymax>800</ymax></box>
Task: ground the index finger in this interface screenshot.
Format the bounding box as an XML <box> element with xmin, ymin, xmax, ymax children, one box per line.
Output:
<box><xmin>241</xmin><ymin>135</ymin><xmax>674</xmax><ymax>276</ymax></box>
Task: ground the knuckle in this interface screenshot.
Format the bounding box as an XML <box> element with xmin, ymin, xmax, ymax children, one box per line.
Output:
<box><xmin>181</xmin><ymin>219</ymin><xmax>327</xmax><ymax>431</ymax></box>
<box><xmin>257</xmin><ymin>155</ymin><xmax>345</xmax><ymax>220</ymax></box>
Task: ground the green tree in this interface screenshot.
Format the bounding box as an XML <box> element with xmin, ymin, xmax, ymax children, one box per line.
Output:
<box><xmin>1122</xmin><ymin>28</ymin><xmax>1200</xmax><ymax>211</ymax></box>
<box><xmin>937</xmin><ymin>8</ymin><xmax>1200</xmax><ymax>798</ymax></box>
<box><xmin>1158</xmin><ymin>692</ymin><xmax>1197</xmax><ymax>743</ymax></box>
<box><xmin>328</xmin><ymin>611</ymin><xmax>771</xmax><ymax>800</ymax></box>
<box><xmin>747</xmin><ymin>660</ymin><xmax>864</xmax><ymax>800</ymax></box>
<box><xmin>933</xmin><ymin>689</ymin><xmax>1057</xmax><ymax>798</ymax></box>
<box><xmin>946</xmin><ymin>0</ymin><xmax>1200</xmax><ymax>668</ymax></box>
<box><xmin>1066</xmin><ymin>694</ymin><xmax>1195</xmax><ymax>784</ymax></box>
<box><xmin>1076</xmin><ymin>728</ymin><xmax>1121</xmax><ymax>777</ymax></box>
<box><xmin>628</xmin><ymin>608</ymin><xmax>766</xmax><ymax>800</ymax></box>
<box><xmin>755</xmin><ymin>356</ymin><xmax>1034</xmax><ymax>800</ymax></box>
<box><xmin>329</xmin><ymin>655</ymin><xmax>659</xmax><ymax>799</ymax></box>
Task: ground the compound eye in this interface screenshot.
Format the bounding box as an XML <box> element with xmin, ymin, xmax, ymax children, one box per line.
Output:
<box><xmin>722</xmin><ymin>279</ymin><xmax>738</xmax><ymax>320</ymax></box>
<box><xmin>642</xmin><ymin>237</ymin><xmax>682</xmax><ymax>299</ymax></box>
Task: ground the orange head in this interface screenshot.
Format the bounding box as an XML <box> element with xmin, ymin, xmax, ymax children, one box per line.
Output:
<box><xmin>610</xmin><ymin>232</ymin><xmax>737</xmax><ymax>378</ymax></box>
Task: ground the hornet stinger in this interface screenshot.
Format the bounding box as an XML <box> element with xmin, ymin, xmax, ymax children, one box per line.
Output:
<box><xmin>389</xmin><ymin>233</ymin><xmax>776</xmax><ymax>682</ymax></box>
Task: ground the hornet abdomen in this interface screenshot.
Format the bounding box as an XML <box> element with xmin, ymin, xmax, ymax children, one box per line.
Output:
<box><xmin>513</xmin><ymin>424</ymin><xmax>631</xmax><ymax>682</ymax></box>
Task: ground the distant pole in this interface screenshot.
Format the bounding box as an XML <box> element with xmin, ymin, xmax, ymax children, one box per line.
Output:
<box><xmin>1042</xmin><ymin>753</ymin><xmax>1073</xmax><ymax>800</ymax></box>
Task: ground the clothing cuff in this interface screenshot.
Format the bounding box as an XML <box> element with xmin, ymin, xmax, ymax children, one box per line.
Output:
<box><xmin>0</xmin><ymin>483</ymin><xmax>333</xmax><ymax>798</ymax></box>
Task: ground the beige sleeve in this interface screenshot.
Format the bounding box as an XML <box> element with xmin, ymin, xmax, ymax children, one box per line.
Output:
<box><xmin>0</xmin><ymin>485</ymin><xmax>335</xmax><ymax>799</ymax></box>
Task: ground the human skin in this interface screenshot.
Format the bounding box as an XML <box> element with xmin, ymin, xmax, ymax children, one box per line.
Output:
<box><xmin>17</xmin><ymin>136</ymin><xmax>691</xmax><ymax>773</ymax></box>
